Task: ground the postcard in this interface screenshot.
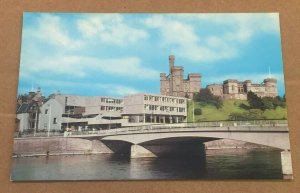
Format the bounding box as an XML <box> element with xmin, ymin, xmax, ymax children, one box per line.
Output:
<box><xmin>11</xmin><ymin>12</ymin><xmax>293</xmax><ymax>181</ymax></box>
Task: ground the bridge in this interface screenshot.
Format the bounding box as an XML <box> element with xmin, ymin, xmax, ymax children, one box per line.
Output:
<box><xmin>15</xmin><ymin>120</ymin><xmax>293</xmax><ymax>178</ymax></box>
<box><xmin>66</xmin><ymin>120</ymin><xmax>289</xmax><ymax>156</ymax></box>
<box><xmin>66</xmin><ymin>120</ymin><xmax>293</xmax><ymax>178</ymax></box>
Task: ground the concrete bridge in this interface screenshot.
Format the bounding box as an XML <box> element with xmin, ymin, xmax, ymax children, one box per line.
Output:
<box><xmin>66</xmin><ymin>121</ymin><xmax>293</xmax><ymax>178</ymax></box>
<box><xmin>68</xmin><ymin>121</ymin><xmax>290</xmax><ymax>151</ymax></box>
<box><xmin>15</xmin><ymin>120</ymin><xmax>292</xmax><ymax>178</ymax></box>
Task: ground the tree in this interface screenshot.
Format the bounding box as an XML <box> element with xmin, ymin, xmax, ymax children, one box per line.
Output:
<box><xmin>247</xmin><ymin>91</ymin><xmax>264</xmax><ymax>110</ymax></box>
<box><xmin>262</xmin><ymin>97</ymin><xmax>274</xmax><ymax>110</ymax></box>
<box><xmin>194</xmin><ymin>88</ymin><xmax>223</xmax><ymax>109</ymax></box>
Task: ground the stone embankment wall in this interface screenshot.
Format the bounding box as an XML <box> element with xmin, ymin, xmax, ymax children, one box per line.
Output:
<box><xmin>13</xmin><ymin>137</ymin><xmax>112</xmax><ymax>156</ymax></box>
<box><xmin>13</xmin><ymin>137</ymin><xmax>270</xmax><ymax>156</ymax></box>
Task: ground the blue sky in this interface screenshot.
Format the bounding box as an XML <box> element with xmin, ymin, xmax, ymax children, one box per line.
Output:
<box><xmin>18</xmin><ymin>13</ymin><xmax>286</xmax><ymax>97</ymax></box>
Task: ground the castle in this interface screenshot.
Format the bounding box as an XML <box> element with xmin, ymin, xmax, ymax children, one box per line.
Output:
<box><xmin>160</xmin><ymin>55</ymin><xmax>278</xmax><ymax>100</ymax></box>
<box><xmin>160</xmin><ymin>55</ymin><xmax>201</xmax><ymax>99</ymax></box>
<box><xmin>207</xmin><ymin>78</ymin><xmax>278</xmax><ymax>100</ymax></box>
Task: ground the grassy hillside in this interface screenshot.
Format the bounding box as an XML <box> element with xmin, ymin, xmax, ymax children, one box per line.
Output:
<box><xmin>187</xmin><ymin>99</ymin><xmax>287</xmax><ymax>122</ymax></box>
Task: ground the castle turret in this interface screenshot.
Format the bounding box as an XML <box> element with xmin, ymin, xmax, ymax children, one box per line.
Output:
<box><xmin>264</xmin><ymin>78</ymin><xmax>278</xmax><ymax>97</ymax></box>
<box><xmin>160</xmin><ymin>55</ymin><xmax>201</xmax><ymax>99</ymax></box>
<box><xmin>169</xmin><ymin>55</ymin><xmax>175</xmax><ymax>72</ymax></box>
<box><xmin>223</xmin><ymin>79</ymin><xmax>239</xmax><ymax>94</ymax></box>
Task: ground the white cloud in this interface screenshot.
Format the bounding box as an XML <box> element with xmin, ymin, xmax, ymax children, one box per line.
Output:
<box><xmin>34</xmin><ymin>79</ymin><xmax>141</xmax><ymax>96</ymax></box>
<box><xmin>143</xmin><ymin>15</ymin><xmax>236</xmax><ymax>62</ymax></box>
<box><xmin>24</xmin><ymin>14</ymin><xmax>84</xmax><ymax>50</ymax></box>
<box><xmin>77</xmin><ymin>14</ymin><xmax>148</xmax><ymax>46</ymax></box>
<box><xmin>143</xmin><ymin>13</ymin><xmax>280</xmax><ymax>62</ymax></box>
<box><xmin>21</xmin><ymin>53</ymin><xmax>159</xmax><ymax>80</ymax></box>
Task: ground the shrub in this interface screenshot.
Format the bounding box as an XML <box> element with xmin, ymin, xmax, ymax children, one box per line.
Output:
<box><xmin>194</xmin><ymin>108</ymin><xmax>202</xmax><ymax>115</ymax></box>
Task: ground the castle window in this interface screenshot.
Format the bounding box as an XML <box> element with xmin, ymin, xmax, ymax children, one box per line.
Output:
<box><xmin>232</xmin><ymin>85</ymin><xmax>234</xmax><ymax>91</ymax></box>
<box><xmin>45</xmin><ymin>109</ymin><xmax>48</xmax><ymax>114</ymax></box>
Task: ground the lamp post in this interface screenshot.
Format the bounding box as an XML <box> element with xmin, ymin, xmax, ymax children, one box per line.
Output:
<box><xmin>192</xmin><ymin>100</ymin><xmax>195</xmax><ymax>123</ymax></box>
<box><xmin>107</xmin><ymin>98</ymin><xmax>114</xmax><ymax>130</ymax></box>
<box><xmin>47</xmin><ymin>104</ymin><xmax>52</xmax><ymax>137</ymax></box>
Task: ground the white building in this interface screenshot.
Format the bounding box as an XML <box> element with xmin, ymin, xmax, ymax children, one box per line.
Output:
<box><xmin>38</xmin><ymin>95</ymin><xmax>124</xmax><ymax>131</ymax></box>
<box><xmin>122</xmin><ymin>93</ymin><xmax>187</xmax><ymax>126</ymax></box>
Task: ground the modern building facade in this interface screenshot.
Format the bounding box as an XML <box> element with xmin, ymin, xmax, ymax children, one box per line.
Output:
<box><xmin>122</xmin><ymin>93</ymin><xmax>187</xmax><ymax>126</ymax></box>
<box><xmin>38</xmin><ymin>95</ymin><xmax>124</xmax><ymax>131</ymax></box>
<box><xmin>207</xmin><ymin>78</ymin><xmax>278</xmax><ymax>100</ymax></box>
<box><xmin>160</xmin><ymin>55</ymin><xmax>201</xmax><ymax>99</ymax></box>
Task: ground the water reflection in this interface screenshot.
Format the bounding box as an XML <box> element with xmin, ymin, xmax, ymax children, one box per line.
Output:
<box><xmin>11</xmin><ymin>149</ymin><xmax>282</xmax><ymax>181</ymax></box>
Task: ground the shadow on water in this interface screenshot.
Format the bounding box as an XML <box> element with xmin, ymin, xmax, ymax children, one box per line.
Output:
<box><xmin>130</xmin><ymin>155</ymin><xmax>207</xmax><ymax>180</ymax></box>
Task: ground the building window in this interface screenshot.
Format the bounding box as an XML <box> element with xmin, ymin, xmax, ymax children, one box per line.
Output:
<box><xmin>45</xmin><ymin>109</ymin><xmax>48</xmax><ymax>114</ymax></box>
<box><xmin>144</xmin><ymin>104</ymin><xmax>149</xmax><ymax>110</ymax></box>
<box><xmin>53</xmin><ymin>118</ymin><xmax>57</xmax><ymax>124</ymax></box>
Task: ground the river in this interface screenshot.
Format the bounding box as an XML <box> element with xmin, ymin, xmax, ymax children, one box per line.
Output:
<box><xmin>11</xmin><ymin>148</ymin><xmax>283</xmax><ymax>181</ymax></box>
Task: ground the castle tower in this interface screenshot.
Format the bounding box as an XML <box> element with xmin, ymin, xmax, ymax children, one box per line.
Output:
<box><xmin>264</xmin><ymin>78</ymin><xmax>278</xmax><ymax>97</ymax></box>
<box><xmin>243</xmin><ymin>80</ymin><xmax>252</xmax><ymax>92</ymax></box>
<box><xmin>223</xmin><ymin>79</ymin><xmax>238</xmax><ymax>94</ymax></box>
<box><xmin>169</xmin><ymin>55</ymin><xmax>175</xmax><ymax>96</ymax></box>
<box><xmin>160</xmin><ymin>73</ymin><xmax>169</xmax><ymax>96</ymax></box>
<box><xmin>169</xmin><ymin>55</ymin><xmax>175</xmax><ymax>72</ymax></box>
<box><xmin>160</xmin><ymin>55</ymin><xmax>201</xmax><ymax>99</ymax></box>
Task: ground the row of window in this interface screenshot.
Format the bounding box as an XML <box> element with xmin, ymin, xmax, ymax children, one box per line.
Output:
<box><xmin>144</xmin><ymin>95</ymin><xmax>186</xmax><ymax>104</ymax></box>
<box><xmin>100</xmin><ymin>106</ymin><xmax>123</xmax><ymax>111</ymax></box>
<box><xmin>144</xmin><ymin>104</ymin><xmax>186</xmax><ymax>112</ymax></box>
<box><xmin>100</xmin><ymin>98</ymin><xmax>122</xmax><ymax>104</ymax></box>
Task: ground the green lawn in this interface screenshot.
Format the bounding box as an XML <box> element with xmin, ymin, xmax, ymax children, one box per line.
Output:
<box><xmin>187</xmin><ymin>99</ymin><xmax>287</xmax><ymax>122</ymax></box>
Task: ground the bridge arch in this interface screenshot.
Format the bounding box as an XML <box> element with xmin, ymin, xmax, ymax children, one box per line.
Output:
<box><xmin>101</xmin><ymin>130</ymin><xmax>290</xmax><ymax>150</ymax></box>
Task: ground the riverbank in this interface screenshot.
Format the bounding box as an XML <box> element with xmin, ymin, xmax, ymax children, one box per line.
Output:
<box><xmin>13</xmin><ymin>137</ymin><xmax>113</xmax><ymax>157</ymax></box>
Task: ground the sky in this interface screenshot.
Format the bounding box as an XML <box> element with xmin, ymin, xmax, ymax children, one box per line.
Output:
<box><xmin>18</xmin><ymin>13</ymin><xmax>286</xmax><ymax>97</ymax></box>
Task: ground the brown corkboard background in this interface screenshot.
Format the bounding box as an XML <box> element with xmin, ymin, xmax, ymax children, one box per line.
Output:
<box><xmin>0</xmin><ymin>0</ymin><xmax>300</xmax><ymax>192</ymax></box>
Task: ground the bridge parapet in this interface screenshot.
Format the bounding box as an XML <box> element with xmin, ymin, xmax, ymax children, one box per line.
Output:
<box><xmin>15</xmin><ymin>120</ymin><xmax>288</xmax><ymax>138</ymax></box>
<box><xmin>66</xmin><ymin>120</ymin><xmax>288</xmax><ymax>137</ymax></box>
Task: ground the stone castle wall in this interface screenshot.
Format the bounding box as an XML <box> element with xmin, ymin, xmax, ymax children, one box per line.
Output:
<box><xmin>207</xmin><ymin>78</ymin><xmax>278</xmax><ymax>100</ymax></box>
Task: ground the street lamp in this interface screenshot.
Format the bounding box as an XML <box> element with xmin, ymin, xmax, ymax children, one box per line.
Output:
<box><xmin>192</xmin><ymin>100</ymin><xmax>195</xmax><ymax>123</ymax></box>
<box><xmin>107</xmin><ymin>98</ymin><xmax>114</xmax><ymax>130</ymax></box>
<box><xmin>47</xmin><ymin>104</ymin><xmax>52</xmax><ymax>137</ymax></box>
<box><xmin>188</xmin><ymin>99</ymin><xmax>195</xmax><ymax>123</ymax></box>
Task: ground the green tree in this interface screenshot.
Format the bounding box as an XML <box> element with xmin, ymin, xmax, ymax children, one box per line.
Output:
<box><xmin>247</xmin><ymin>91</ymin><xmax>264</xmax><ymax>110</ymax></box>
<box><xmin>262</xmin><ymin>97</ymin><xmax>274</xmax><ymax>110</ymax></box>
<box><xmin>194</xmin><ymin>88</ymin><xmax>223</xmax><ymax>109</ymax></box>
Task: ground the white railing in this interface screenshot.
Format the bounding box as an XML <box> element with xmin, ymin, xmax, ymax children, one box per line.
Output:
<box><xmin>67</xmin><ymin>120</ymin><xmax>288</xmax><ymax>137</ymax></box>
<box><xmin>16</xmin><ymin>120</ymin><xmax>288</xmax><ymax>138</ymax></box>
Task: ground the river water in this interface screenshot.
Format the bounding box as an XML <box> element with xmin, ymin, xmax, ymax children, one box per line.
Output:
<box><xmin>11</xmin><ymin>149</ymin><xmax>283</xmax><ymax>181</ymax></box>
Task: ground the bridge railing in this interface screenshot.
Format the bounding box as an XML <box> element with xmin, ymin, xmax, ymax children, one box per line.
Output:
<box><xmin>65</xmin><ymin>119</ymin><xmax>288</xmax><ymax>136</ymax></box>
<box><xmin>15</xmin><ymin>120</ymin><xmax>288</xmax><ymax>138</ymax></box>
